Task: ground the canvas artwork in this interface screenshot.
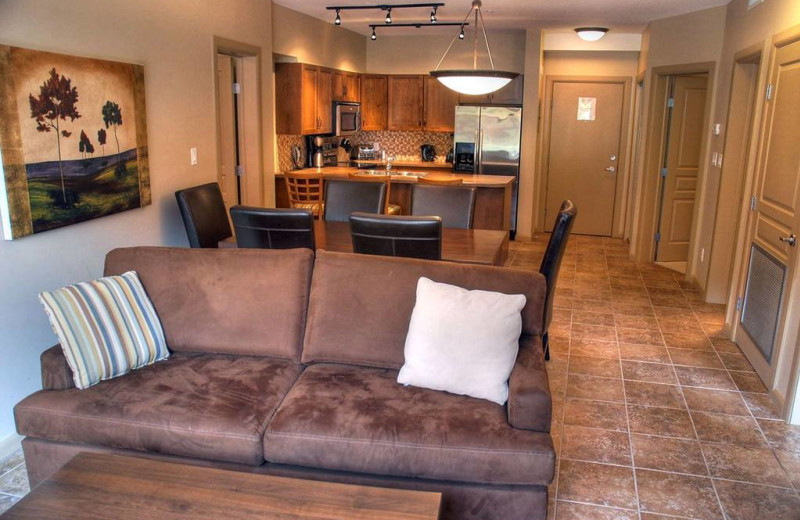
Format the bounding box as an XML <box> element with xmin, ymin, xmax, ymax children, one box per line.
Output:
<box><xmin>0</xmin><ymin>46</ymin><xmax>150</xmax><ymax>239</ymax></box>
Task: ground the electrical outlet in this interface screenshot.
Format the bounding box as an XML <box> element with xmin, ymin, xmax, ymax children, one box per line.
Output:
<box><xmin>700</xmin><ymin>248</ymin><xmax>705</xmax><ymax>262</ymax></box>
<box><xmin>190</xmin><ymin>147</ymin><xmax>198</xmax><ymax>166</ymax></box>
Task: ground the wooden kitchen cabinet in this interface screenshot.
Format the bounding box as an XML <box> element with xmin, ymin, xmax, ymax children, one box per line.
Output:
<box><xmin>459</xmin><ymin>75</ymin><xmax>524</xmax><ymax>105</ymax></box>
<box><xmin>388</xmin><ymin>75</ymin><xmax>424</xmax><ymax>131</ymax></box>
<box><xmin>360</xmin><ymin>75</ymin><xmax>388</xmax><ymax>131</ymax></box>
<box><xmin>332</xmin><ymin>71</ymin><xmax>360</xmax><ymax>103</ymax></box>
<box><xmin>275</xmin><ymin>63</ymin><xmax>332</xmax><ymax>135</ymax></box>
<box><xmin>423</xmin><ymin>76</ymin><xmax>459</xmax><ymax>132</ymax></box>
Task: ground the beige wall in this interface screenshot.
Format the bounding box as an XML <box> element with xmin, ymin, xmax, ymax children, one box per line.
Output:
<box><xmin>629</xmin><ymin>6</ymin><xmax>726</xmax><ymax>277</ymax></box>
<box><xmin>518</xmin><ymin>29</ymin><xmax>543</xmax><ymax>239</ymax></box>
<box><xmin>366</xmin><ymin>31</ymin><xmax>526</xmax><ymax>75</ymax></box>
<box><xmin>272</xmin><ymin>4</ymin><xmax>366</xmax><ymax>72</ymax></box>
<box><xmin>0</xmin><ymin>0</ymin><xmax>275</xmax><ymax>451</ymax></box>
<box><xmin>544</xmin><ymin>51</ymin><xmax>639</xmax><ymax>77</ymax></box>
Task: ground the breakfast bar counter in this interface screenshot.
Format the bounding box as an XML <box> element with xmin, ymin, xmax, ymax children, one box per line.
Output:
<box><xmin>275</xmin><ymin>167</ymin><xmax>515</xmax><ymax>231</ymax></box>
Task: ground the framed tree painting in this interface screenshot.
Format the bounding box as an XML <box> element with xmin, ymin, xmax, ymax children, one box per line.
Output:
<box><xmin>0</xmin><ymin>46</ymin><xmax>150</xmax><ymax>239</ymax></box>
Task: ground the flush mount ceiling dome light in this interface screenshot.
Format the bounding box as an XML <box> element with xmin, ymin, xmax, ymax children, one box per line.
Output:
<box><xmin>430</xmin><ymin>0</ymin><xmax>518</xmax><ymax>96</ymax></box>
<box><xmin>575</xmin><ymin>27</ymin><xmax>609</xmax><ymax>41</ymax></box>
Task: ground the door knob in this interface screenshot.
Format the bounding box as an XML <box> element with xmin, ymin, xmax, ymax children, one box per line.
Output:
<box><xmin>604</xmin><ymin>166</ymin><xmax>616</xmax><ymax>173</ymax></box>
<box><xmin>779</xmin><ymin>234</ymin><xmax>797</xmax><ymax>247</ymax></box>
<box><xmin>610</xmin><ymin>155</ymin><xmax>617</xmax><ymax>161</ymax></box>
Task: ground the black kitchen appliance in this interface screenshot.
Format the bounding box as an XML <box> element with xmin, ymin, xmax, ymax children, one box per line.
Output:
<box><xmin>305</xmin><ymin>135</ymin><xmax>339</xmax><ymax>168</ymax></box>
<box><xmin>421</xmin><ymin>144</ymin><xmax>436</xmax><ymax>162</ymax></box>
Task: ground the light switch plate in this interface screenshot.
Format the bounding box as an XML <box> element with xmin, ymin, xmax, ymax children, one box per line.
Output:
<box><xmin>190</xmin><ymin>147</ymin><xmax>198</xmax><ymax>166</ymax></box>
<box><xmin>712</xmin><ymin>152</ymin><xmax>719</xmax><ymax>166</ymax></box>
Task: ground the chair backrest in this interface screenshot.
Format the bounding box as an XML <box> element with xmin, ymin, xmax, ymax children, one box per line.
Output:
<box><xmin>230</xmin><ymin>206</ymin><xmax>315</xmax><ymax>251</ymax></box>
<box><xmin>416</xmin><ymin>176</ymin><xmax>463</xmax><ymax>186</ymax></box>
<box><xmin>348</xmin><ymin>172</ymin><xmax>392</xmax><ymax>214</ymax></box>
<box><xmin>350</xmin><ymin>212</ymin><xmax>442</xmax><ymax>260</ymax></box>
<box><xmin>410</xmin><ymin>184</ymin><xmax>477</xmax><ymax>229</ymax></box>
<box><xmin>540</xmin><ymin>199</ymin><xmax>577</xmax><ymax>333</ymax></box>
<box><xmin>285</xmin><ymin>171</ymin><xmax>324</xmax><ymax>216</ymax></box>
<box><xmin>174</xmin><ymin>183</ymin><xmax>232</xmax><ymax>248</ymax></box>
<box><xmin>324</xmin><ymin>179</ymin><xmax>387</xmax><ymax>222</ymax></box>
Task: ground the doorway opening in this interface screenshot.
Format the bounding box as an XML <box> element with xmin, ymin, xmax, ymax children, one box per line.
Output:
<box><xmin>214</xmin><ymin>38</ymin><xmax>264</xmax><ymax>215</ymax></box>
<box><xmin>653</xmin><ymin>74</ymin><xmax>709</xmax><ymax>273</ymax></box>
<box><xmin>541</xmin><ymin>76</ymin><xmax>632</xmax><ymax>236</ymax></box>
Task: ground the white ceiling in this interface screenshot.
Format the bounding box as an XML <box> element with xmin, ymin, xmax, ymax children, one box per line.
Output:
<box><xmin>273</xmin><ymin>0</ymin><xmax>731</xmax><ymax>36</ymax></box>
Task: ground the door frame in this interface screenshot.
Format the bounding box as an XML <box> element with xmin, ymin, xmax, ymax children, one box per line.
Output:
<box><xmin>213</xmin><ymin>37</ymin><xmax>264</xmax><ymax>207</ymax></box>
<box><xmin>727</xmin><ymin>25</ymin><xmax>800</xmax><ymax>422</ymax></box>
<box><xmin>632</xmin><ymin>62</ymin><xmax>715</xmax><ymax>280</ymax></box>
<box><xmin>539</xmin><ymin>75</ymin><xmax>632</xmax><ymax>236</ymax></box>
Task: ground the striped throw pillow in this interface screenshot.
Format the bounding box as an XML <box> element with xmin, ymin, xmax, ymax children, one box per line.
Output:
<box><xmin>39</xmin><ymin>271</ymin><xmax>169</xmax><ymax>389</ymax></box>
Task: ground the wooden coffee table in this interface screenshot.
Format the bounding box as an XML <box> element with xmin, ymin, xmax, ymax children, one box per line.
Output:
<box><xmin>3</xmin><ymin>452</ymin><xmax>441</xmax><ymax>519</ymax></box>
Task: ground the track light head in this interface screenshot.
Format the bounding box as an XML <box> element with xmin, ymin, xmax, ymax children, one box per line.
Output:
<box><xmin>459</xmin><ymin>27</ymin><xmax>465</xmax><ymax>39</ymax></box>
<box><xmin>430</xmin><ymin>6</ymin><xmax>437</xmax><ymax>23</ymax></box>
<box><xmin>371</xmin><ymin>27</ymin><xmax>377</xmax><ymax>40</ymax></box>
<box><xmin>385</xmin><ymin>8</ymin><xmax>392</xmax><ymax>24</ymax></box>
<box><xmin>334</xmin><ymin>9</ymin><xmax>341</xmax><ymax>25</ymax></box>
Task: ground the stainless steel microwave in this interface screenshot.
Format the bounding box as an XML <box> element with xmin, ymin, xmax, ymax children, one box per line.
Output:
<box><xmin>333</xmin><ymin>102</ymin><xmax>361</xmax><ymax>136</ymax></box>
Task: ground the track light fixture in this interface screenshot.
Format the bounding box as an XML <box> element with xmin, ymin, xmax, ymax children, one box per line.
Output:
<box><xmin>368</xmin><ymin>22</ymin><xmax>467</xmax><ymax>41</ymax></box>
<box><xmin>459</xmin><ymin>26</ymin><xmax>465</xmax><ymax>39</ymax></box>
<box><xmin>371</xmin><ymin>27</ymin><xmax>377</xmax><ymax>40</ymax></box>
<box><xmin>327</xmin><ymin>3</ymin><xmax>445</xmax><ymax>28</ymax></box>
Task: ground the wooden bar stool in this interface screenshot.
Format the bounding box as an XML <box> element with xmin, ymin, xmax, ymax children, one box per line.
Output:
<box><xmin>285</xmin><ymin>171</ymin><xmax>324</xmax><ymax>219</ymax></box>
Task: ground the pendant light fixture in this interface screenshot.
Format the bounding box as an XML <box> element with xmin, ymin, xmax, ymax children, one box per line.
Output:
<box><xmin>430</xmin><ymin>0</ymin><xmax>518</xmax><ymax>96</ymax></box>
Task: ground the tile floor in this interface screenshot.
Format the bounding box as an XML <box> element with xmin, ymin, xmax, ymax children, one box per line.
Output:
<box><xmin>2</xmin><ymin>235</ymin><xmax>799</xmax><ymax>520</ymax></box>
<box><xmin>508</xmin><ymin>234</ymin><xmax>800</xmax><ymax>520</ymax></box>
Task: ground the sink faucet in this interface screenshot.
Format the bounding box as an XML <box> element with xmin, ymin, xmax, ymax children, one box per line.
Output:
<box><xmin>385</xmin><ymin>155</ymin><xmax>395</xmax><ymax>172</ymax></box>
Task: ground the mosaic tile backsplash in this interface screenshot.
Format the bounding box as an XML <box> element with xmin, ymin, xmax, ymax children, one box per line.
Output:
<box><xmin>276</xmin><ymin>131</ymin><xmax>454</xmax><ymax>173</ymax></box>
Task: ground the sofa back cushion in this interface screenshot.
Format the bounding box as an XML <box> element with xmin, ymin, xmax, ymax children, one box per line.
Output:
<box><xmin>104</xmin><ymin>247</ymin><xmax>313</xmax><ymax>361</ymax></box>
<box><xmin>302</xmin><ymin>251</ymin><xmax>546</xmax><ymax>369</ymax></box>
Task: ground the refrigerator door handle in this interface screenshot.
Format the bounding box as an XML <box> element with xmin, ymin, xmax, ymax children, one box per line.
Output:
<box><xmin>474</xmin><ymin>128</ymin><xmax>480</xmax><ymax>174</ymax></box>
<box><xmin>478</xmin><ymin>128</ymin><xmax>485</xmax><ymax>175</ymax></box>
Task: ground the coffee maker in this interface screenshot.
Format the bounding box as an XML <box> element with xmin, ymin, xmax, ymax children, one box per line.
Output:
<box><xmin>306</xmin><ymin>136</ymin><xmax>325</xmax><ymax>168</ymax></box>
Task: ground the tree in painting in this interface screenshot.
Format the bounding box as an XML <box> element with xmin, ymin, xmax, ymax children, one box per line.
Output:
<box><xmin>97</xmin><ymin>128</ymin><xmax>107</xmax><ymax>157</ymax></box>
<box><xmin>79</xmin><ymin>130</ymin><xmax>91</xmax><ymax>159</ymax></box>
<box><xmin>29</xmin><ymin>68</ymin><xmax>81</xmax><ymax>205</ymax></box>
<box><xmin>101</xmin><ymin>100</ymin><xmax>123</xmax><ymax>174</ymax></box>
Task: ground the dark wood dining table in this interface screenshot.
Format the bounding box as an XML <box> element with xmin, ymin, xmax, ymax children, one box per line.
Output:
<box><xmin>220</xmin><ymin>220</ymin><xmax>509</xmax><ymax>266</ymax></box>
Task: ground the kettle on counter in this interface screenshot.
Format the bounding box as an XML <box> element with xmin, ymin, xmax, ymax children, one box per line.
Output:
<box><xmin>421</xmin><ymin>144</ymin><xmax>436</xmax><ymax>162</ymax></box>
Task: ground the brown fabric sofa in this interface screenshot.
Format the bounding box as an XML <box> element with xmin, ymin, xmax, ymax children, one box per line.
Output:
<box><xmin>15</xmin><ymin>247</ymin><xmax>555</xmax><ymax>520</ymax></box>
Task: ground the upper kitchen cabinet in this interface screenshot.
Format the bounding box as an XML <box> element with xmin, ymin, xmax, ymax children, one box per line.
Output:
<box><xmin>459</xmin><ymin>75</ymin><xmax>524</xmax><ymax>105</ymax></box>
<box><xmin>388</xmin><ymin>75</ymin><xmax>424</xmax><ymax>131</ymax></box>
<box><xmin>361</xmin><ymin>75</ymin><xmax>388</xmax><ymax>131</ymax></box>
<box><xmin>423</xmin><ymin>76</ymin><xmax>459</xmax><ymax>133</ymax></box>
<box><xmin>332</xmin><ymin>71</ymin><xmax>360</xmax><ymax>103</ymax></box>
<box><xmin>275</xmin><ymin>63</ymin><xmax>332</xmax><ymax>135</ymax></box>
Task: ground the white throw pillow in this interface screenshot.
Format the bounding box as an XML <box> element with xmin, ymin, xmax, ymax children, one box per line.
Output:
<box><xmin>397</xmin><ymin>277</ymin><xmax>526</xmax><ymax>405</ymax></box>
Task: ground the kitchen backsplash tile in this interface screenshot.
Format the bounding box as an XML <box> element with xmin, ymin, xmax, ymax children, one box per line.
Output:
<box><xmin>276</xmin><ymin>131</ymin><xmax>453</xmax><ymax>172</ymax></box>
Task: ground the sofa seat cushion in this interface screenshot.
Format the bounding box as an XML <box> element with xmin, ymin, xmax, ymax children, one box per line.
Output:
<box><xmin>15</xmin><ymin>353</ymin><xmax>302</xmax><ymax>466</ymax></box>
<box><xmin>264</xmin><ymin>364</ymin><xmax>555</xmax><ymax>486</ymax></box>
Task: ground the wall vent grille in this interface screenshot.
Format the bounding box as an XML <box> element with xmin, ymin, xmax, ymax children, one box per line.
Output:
<box><xmin>740</xmin><ymin>243</ymin><xmax>785</xmax><ymax>364</ymax></box>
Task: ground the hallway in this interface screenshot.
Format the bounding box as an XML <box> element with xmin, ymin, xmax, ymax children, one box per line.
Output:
<box><xmin>509</xmin><ymin>235</ymin><xmax>800</xmax><ymax>519</ymax></box>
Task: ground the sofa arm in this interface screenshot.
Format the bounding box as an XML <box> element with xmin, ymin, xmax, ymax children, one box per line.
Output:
<box><xmin>507</xmin><ymin>335</ymin><xmax>551</xmax><ymax>432</ymax></box>
<box><xmin>41</xmin><ymin>345</ymin><xmax>75</xmax><ymax>391</ymax></box>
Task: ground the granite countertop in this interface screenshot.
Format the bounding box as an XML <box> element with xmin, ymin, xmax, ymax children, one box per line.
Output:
<box><xmin>277</xmin><ymin>166</ymin><xmax>515</xmax><ymax>188</ymax></box>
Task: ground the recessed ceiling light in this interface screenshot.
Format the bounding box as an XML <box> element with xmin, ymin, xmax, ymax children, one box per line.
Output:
<box><xmin>575</xmin><ymin>27</ymin><xmax>609</xmax><ymax>42</ymax></box>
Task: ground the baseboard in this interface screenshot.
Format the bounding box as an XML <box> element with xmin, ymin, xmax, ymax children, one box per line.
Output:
<box><xmin>0</xmin><ymin>433</ymin><xmax>23</xmax><ymax>461</ymax></box>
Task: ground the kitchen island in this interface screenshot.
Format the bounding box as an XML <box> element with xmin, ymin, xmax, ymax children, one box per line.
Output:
<box><xmin>275</xmin><ymin>166</ymin><xmax>515</xmax><ymax>231</ymax></box>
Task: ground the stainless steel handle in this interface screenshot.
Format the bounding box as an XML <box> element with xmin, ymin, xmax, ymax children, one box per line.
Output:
<box><xmin>478</xmin><ymin>128</ymin><xmax>485</xmax><ymax>174</ymax></box>
<box><xmin>605</xmin><ymin>166</ymin><xmax>616</xmax><ymax>173</ymax></box>
<box><xmin>779</xmin><ymin>234</ymin><xmax>797</xmax><ymax>247</ymax></box>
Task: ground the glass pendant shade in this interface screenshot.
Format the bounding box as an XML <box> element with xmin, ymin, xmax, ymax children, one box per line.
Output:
<box><xmin>431</xmin><ymin>70</ymin><xmax>515</xmax><ymax>95</ymax></box>
<box><xmin>430</xmin><ymin>0</ymin><xmax>518</xmax><ymax>96</ymax></box>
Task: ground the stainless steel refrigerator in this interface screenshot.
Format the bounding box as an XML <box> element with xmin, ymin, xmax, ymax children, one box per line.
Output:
<box><xmin>453</xmin><ymin>106</ymin><xmax>522</xmax><ymax>237</ymax></box>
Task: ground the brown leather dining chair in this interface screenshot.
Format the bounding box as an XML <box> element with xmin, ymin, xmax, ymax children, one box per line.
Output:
<box><xmin>324</xmin><ymin>179</ymin><xmax>387</xmax><ymax>222</ymax></box>
<box><xmin>540</xmin><ymin>199</ymin><xmax>577</xmax><ymax>360</ymax></box>
<box><xmin>410</xmin><ymin>184</ymin><xmax>477</xmax><ymax>229</ymax></box>
<box><xmin>350</xmin><ymin>212</ymin><xmax>442</xmax><ymax>260</ymax></box>
<box><xmin>285</xmin><ymin>171</ymin><xmax>324</xmax><ymax>219</ymax></box>
<box><xmin>347</xmin><ymin>172</ymin><xmax>402</xmax><ymax>215</ymax></box>
<box><xmin>174</xmin><ymin>182</ymin><xmax>232</xmax><ymax>248</ymax></box>
<box><xmin>230</xmin><ymin>206</ymin><xmax>315</xmax><ymax>251</ymax></box>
